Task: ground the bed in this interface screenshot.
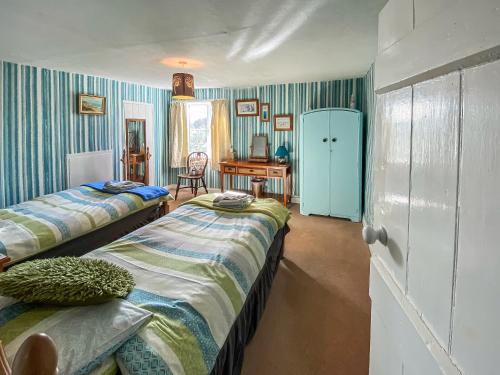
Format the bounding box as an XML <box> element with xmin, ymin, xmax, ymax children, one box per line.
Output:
<box><xmin>0</xmin><ymin>185</ymin><xmax>172</xmax><ymax>269</ymax></box>
<box><xmin>0</xmin><ymin>194</ymin><xmax>290</xmax><ymax>375</ymax></box>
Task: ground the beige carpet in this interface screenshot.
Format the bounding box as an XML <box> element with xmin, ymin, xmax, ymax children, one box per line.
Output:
<box><xmin>167</xmin><ymin>188</ymin><xmax>371</xmax><ymax>375</ymax></box>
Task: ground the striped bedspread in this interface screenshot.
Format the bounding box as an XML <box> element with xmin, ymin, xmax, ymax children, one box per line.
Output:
<box><xmin>0</xmin><ymin>197</ymin><xmax>289</xmax><ymax>374</ymax></box>
<box><xmin>0</xmin><ymin>186</ymin><xmax>168</xmax><ymax>265</ymax></box>
<box><xmin>91</xmin><ymin>198</ymin><xmax>289</xmax><ymax>374</ymax></box>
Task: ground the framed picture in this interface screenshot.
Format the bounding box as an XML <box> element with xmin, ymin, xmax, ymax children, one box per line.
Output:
<box><xmin>274</xmin><ymin>114</ymin><xmax>293</xmax><ymax>131</ymax></box>
<box><xmin>260</xmin><ymin>103</ymin><xmax>270</xmax><ymax>122</ymax></box>
<box><xmin>236</xmin><ymin>99</ymin><xmax>259</xmax><ymax>117</ymax></box>
<box><xmin>79</xmin><ymin>94</ymin><xmax>106</xmax><ymax>115</ymax></box>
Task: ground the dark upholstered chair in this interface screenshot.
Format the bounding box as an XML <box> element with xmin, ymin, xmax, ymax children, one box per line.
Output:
<box><xmin>175</xmin><ymin>152</ymin><xmax>209</xmax><ymax>200</ymax></box>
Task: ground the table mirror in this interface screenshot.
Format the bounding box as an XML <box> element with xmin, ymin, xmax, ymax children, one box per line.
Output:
<box><xmin>249</xmin><ymin>135</ymin><xmax>269</xmax><ymax>162</ymax></box>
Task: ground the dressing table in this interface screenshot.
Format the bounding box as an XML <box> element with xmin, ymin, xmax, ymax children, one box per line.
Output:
<box><xmin>219</xmin><ymin>160</ymin><xmax>292</xmax><ymax>207</ymax></box>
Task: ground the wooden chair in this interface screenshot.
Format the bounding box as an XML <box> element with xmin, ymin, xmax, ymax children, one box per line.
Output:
<box><xmin>175</xmin><ymin>152</ymin><xmax>209</xmax><ymax>200</ymax></box>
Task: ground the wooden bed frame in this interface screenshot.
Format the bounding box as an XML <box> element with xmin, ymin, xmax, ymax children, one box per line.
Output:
<box><xmin>0</xmin><ymin>201</ymin><xmax>169</xmax><ymax>271</ymax></box>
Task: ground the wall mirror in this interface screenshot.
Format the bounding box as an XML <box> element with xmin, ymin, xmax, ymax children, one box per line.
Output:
<box><xmin>249</xmin><ymin>135</ymin><xmax>269</xmax><ymax>162</ymax></box>
<box><xmin>122</xmin><ymin>119</ymin><xmax>150</xmax><ymax>184</ymax></box>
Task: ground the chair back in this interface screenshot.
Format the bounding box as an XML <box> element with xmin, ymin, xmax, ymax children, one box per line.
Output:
<box><xmin>187</xmin><ymin>152</ymin><xmax>209</xmax><ymax>176</ymax></box>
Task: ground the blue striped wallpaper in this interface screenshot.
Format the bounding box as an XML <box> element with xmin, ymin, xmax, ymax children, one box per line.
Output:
<box><xmin>0</xmin><ymin>60</ymin><xmax>170</xmax><ymax>207</ymax></box>
<box><xmin>0</xmin><ymin>59</ymin><xmax>372</xmax><ymax>209</ymax></box>
<box><xmin>178</xmin><ymin>78</ymin><xmax>367</xmax><ymax>196</ymax></box>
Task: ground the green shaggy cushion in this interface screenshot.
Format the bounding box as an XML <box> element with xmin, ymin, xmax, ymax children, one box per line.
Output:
<box><xmin>0</xmin><ymin>257</ymin><xmax>135</xmax><ymax>305</ymax></box>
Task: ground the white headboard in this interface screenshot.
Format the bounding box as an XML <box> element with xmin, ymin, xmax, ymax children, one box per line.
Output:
<box><xmin>66</xmin><ymin>151</ymin><xmax>114</xmax><ymax>188</ymax></box>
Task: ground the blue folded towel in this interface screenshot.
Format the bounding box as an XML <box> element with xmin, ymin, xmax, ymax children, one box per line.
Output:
<box><xmin>126</xmin><ymin>185</ymin><xmax>169</xmax><ymax>201</ymax></box>
<box><xmin>82</xmin><ymin>181</ymin><xmax>169</xmax><ymax>201</ymax></box>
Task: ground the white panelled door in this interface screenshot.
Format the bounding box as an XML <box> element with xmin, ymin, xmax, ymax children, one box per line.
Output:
<box><xmin>369</xmin><ymin>61</ymin><xmax>500</xmax><ymax>375</ymax></box>
<box><xmin>452</xmin><ymin>59</ymin><xmax>500</xmax><ymax>375</ymax></box>
<box><xmin>407</xmin><ymin>72</ymin><xmax>461</xmax><ymax>350</ymax></box>
<box><xmin>372</xmin><ymin>87</ymin><xmax>413</xmax><ymax>290</ymax></box>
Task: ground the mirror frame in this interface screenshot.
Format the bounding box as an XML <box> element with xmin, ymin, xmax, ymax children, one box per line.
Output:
<box><xmin>124</xmin><ymin>118</ymin><xmax>149</xmax><ymax>184</ymax></box>
<box><xmin>249</xmin><ymin>135</ymin><xmax>269</xmax><ymax>162</ymax></box>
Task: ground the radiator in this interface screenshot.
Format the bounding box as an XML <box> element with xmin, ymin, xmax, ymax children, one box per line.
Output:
<box><xmin>66</xmin><ymin>151</ymin><xmax>114</xmax><ymax>188</ymax></box>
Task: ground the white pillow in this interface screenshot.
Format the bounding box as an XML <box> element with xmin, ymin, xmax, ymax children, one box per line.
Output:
<box><xmin>1</xmin><ymin>298</ymin><xmax>151</xmax><ymax>374</ymax></box>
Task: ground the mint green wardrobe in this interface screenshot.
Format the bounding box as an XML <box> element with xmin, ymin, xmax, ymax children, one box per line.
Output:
<box><xmin>299</xmin><ymin>108</ymin><xmax>363</xmax><ymax>222</ymax></box>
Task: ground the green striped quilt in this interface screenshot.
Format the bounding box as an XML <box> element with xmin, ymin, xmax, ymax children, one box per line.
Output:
<box><xmin>98</xmin><ymin>200</ymin><xmax>288</xmax><ymax>374</ymax></box>
<box><xmin>0</xmin><ymin>199</ymin><xmax>289</xmax><ymax>374</ymax></box>
<box><xmin>0</xmin><ymin>187</ymin><xmax>168</xmax><ymax>265</ymax></box>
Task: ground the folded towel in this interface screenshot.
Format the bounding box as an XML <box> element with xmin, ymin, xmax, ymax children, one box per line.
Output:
<box><xmin>213</xmin><ymin>191</ymin><xmax>254</xmax><ymax>202</ymax></box>
<box><xmin>213</xmin><ymin>192</ymin><xmax>255</xmax><ymax>210</ymax></box>
<box><xmin>103</xmin><ymin>180</ymin><xmax>145</xmax><ymax>193</ymax></box>
<box><xmin>126</xmin><ymin>185</ymin><xmax>170</xmax><ymax>201</ymax></box>
<box><xmin>82</xmin><ymin>181</ymin><xmax>169</xmax><ymax>201</ymax></box>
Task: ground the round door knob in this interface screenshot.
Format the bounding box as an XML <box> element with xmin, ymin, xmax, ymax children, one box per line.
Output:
<box><xmin>332</xmin><ymin>138</ymin><xmax>337</xmax><ymax>142</ymax></box>
<box><xmin>362</xmin><ymin>225</ymin><xmax>388</xmax><ymax>246</ymax></box>
<box><xmin>322</xmin><ymin>138</ymin><xmax>328</xmax><ymax>142</ymax></box>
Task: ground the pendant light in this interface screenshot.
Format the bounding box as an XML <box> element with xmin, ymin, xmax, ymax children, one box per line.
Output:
<box><xmin>172</xmin><ymin>61</ymin><xmax>195</xmax><ymax>100</ymax></box>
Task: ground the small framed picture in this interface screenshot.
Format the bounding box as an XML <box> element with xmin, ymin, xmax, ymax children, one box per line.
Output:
<box><xmin>274</xmin><ymin>114</ymin><xmax>293</xmax><ymax>131</ymax></box>
<box><xmin>236</xmin><ymin>99</ymin><xmax>259</xmax><ymax>117</ymax></box>
<box><xmin>79</xmin><ymin>94</ymin><xmax>106</xmax><ymax>115</ymax></box>
<box><xmin>260</xmin><ymin>103</ymin><xmax>270</xmax><ymax>122</ymax></box>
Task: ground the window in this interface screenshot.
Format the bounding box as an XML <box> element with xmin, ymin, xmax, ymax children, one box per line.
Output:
<box><xmin>186</xmin><ymin>102</ymin><xmax>211</xmax><ymax>155</ymax></box>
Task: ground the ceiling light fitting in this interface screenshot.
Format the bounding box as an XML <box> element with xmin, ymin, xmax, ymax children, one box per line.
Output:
<box><xmin>172</xmin><ymin>61</ymin><xmax>195</xmax><ymax>100</ymax></box>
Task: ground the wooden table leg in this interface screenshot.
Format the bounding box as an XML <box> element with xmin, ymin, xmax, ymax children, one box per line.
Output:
<box><xmin>220</xmin><ymin>171</ymin><xmax>224</xmax><ymax>192</ymax></box>
<box><xmin>283</xmin><ymin>175</ymin><xmax>287</xmax><ymax>207</ymax></box>
<box><xmin>289</xmin><ymin>172</ymin><xmax>293</xmax><ymax>203</ymax></box>
<box><xmin>229</xmin><ymin>175</ymin><xmax>233</xmax><ymax>190</ymax></box>
<box><xmin>159</xmin><ymin>202</ymin><xmax>169</xmax><ymax>216</ymax></box>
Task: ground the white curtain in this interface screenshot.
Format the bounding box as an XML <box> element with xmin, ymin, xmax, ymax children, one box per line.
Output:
<box><xmin>210</xmin><ymin>99</ymin><xmax>231</xmax><ymax>171</ymax></box>
<box><xmin>169</xmin><ymin>101</ymin><xmax>189</xmax><ymax>168</ymax></box>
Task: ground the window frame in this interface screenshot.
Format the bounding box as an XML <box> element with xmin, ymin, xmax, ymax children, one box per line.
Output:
<box><xmin>185</xmin><ymin>100</ymin><xmax>212</xmax><ymax>157</ymax></box>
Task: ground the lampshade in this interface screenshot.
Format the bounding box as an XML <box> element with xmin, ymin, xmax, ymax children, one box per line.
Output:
<box><xmin>275</xmin><ymin>145</ymin><xmax>289</xmax><ymax>158</ymax></box>
<box><xmin>172</xmin><ymin>73</ymin><xmax>195</xmax><ymax>100</ymax></box>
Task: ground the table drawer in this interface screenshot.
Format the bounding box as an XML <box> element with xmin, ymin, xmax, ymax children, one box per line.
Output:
<box><xmin>268</xmin><ymin>168</ymin><xmax>284</xmax><ymax>177</ymax></box>
<box><xmin>238</xmin><ymin>167</ymin><xmax>267</xmax><ymax>176</ymax></box>
<box><xmin>224</xmin><ymin>166</ymin><xmax>236</xmax><ymax>173</ymax></box>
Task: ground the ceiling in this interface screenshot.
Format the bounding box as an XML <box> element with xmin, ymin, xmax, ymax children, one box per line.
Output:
<box><xmin>0</xmin><ymin>0</ymin><xmax>387</xmax><ymax>89</ymax></box>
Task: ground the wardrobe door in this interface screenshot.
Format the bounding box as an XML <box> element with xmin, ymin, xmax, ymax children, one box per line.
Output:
<box><xmin>330</xmin><ymin>110</ymin><xmax>362</xmax><ymax>221</ymax></box>
<box><xmin>300</xmin><ymin>111</ymin><xmax>331</xmax><ymax>216</ymax></box>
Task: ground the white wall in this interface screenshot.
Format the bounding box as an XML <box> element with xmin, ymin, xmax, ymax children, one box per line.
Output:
<box><xmin>369</xmin><ymin>1</ymin><xmax>500</xmax><ymax>374</ymax></box>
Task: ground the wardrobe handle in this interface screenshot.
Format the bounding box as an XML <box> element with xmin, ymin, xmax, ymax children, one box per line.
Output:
<box><xmin>322</xmin><ymin>138</ymin><xmax>328</xmax><ymax>142</ymax></box>
<box><xmin>362</xmin><ymin>225</ymin><xmax>388</xmax><ymax>246</ymax></box>
<box><xmin>332</xmin><ymin>138</ymin><xmax>337</xmax><ymax>142</ymax></box>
